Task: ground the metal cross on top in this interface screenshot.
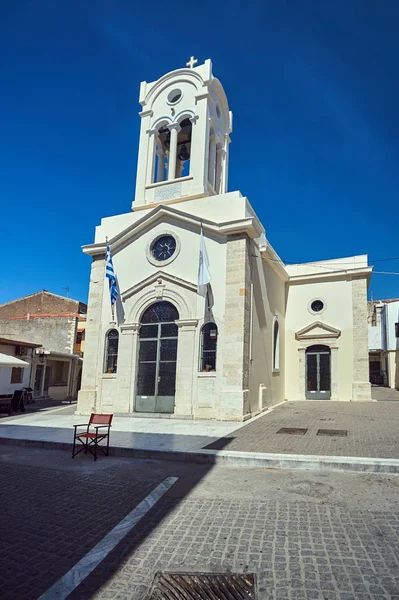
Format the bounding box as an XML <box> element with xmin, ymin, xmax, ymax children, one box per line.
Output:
<box><xmin>186</xmin><ymin>56</ymin><xmax>198</xmax><ymax>69</ymax></box>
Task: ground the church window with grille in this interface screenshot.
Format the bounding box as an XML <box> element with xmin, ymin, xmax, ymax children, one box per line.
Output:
<box><xmin>200</xmin><ymin>323</ymin><xmax>218</xmax><ymax>371</ymax></box>
<box><xmin>105</xmin><ymin>329</ymin><xmax>119</xmax><ymax>373</ymax></box>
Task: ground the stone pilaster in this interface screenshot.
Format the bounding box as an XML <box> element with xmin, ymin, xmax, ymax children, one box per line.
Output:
<box><xmin>77</xmin><ymin>256</ymin><xmax>105</xmax><ymax>414</ymax></box>
<box><xmin>352</xmin><ymin>277</ymin><xmax>372</xmax><ymax>401</ymax></box>
<box><xmin>298</xmin><ymin>347</ymin><xmax>306</xmax><ymax>400</ymax></box>
<box><xmin>115</xmin><ymin>323</ymin><xmax>139</xmax><ymax>413</ymax></box>
<box><xmin>174</xmin><ymin>319</ymin><xmax>198</xmax><ymax>417</ymax></box>
<box><xmin>220</xmin><ymin>234</ymin><xmax>251</xmax><ymax>420</ymax></box>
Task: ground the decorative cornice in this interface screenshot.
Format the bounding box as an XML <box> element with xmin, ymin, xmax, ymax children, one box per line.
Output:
<box><xmin>167</xmin><ymin>123</ymin><xmax>181</xmax><ymax>132</ymax></box>
<box><xmin>295</xmin><ymin>321</ymin><xmax>341</xmax><ymax>341</ymax></box>
<box><xmin>81</xmin><ymin>204</ymin><xmax>263</xmax><ymax>257</ymax></box>
<box><xmin>289</xmin><ymin>266</ymin><xmax>373</xmax><ymax>284</ymax></box>
<box><xmin>120</xmin><ymin>323</ymin><xmax>140</xmax><ymax>333</ymax></box>
<box><xmin>175</xmin><ymin>318</ymin><xmax>199</xmax><ymax>328</ymax></box>
<box><xmin>121</xmin><ymin>270</ymin><xmax>197</xmax><ymax>302</ymax></box>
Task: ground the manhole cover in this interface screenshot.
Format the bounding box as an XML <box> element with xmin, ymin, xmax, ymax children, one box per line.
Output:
<box><xmin>317</xmin><ymin>429</ymin><xmax>347</xmax><ymax>437</ymax></box>
<box><xmin>277</xmin><ymin>427</ymin><xmax>308</xmax><ymax>435</ymax></box>
<box><xmin>147</xmin><ymin>572</ymin><xmax>257</xmax><ymax>599</ymax></box>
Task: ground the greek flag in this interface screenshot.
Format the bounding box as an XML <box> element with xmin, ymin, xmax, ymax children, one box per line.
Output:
<box><xmin>106</xmin><ymin>245</ymin><xmax>119</xmax><ymax>306</ymax></box>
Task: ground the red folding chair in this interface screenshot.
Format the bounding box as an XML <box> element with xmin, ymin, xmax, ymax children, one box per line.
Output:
<box><xmin>72</xmin><ymin>413</ymin><xmax>113</xmax><ymax>461</ymax></box>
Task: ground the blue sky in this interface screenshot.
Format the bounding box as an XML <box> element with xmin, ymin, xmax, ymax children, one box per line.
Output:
<box><xmin>1</xmin><ymin>0</ymin><xmax>398</xmax><ymax>304</ymax></box>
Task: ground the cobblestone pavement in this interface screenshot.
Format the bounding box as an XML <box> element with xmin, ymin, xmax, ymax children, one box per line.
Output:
<box><xmin>205</xmin><ymin>401</ymin><xmax>399</xmax><ymax>458</ymax></box>
<box><xmin>0</xmin><ymin>448</ymin><xmax>177</xmax><ymax>600</ymax></box>
<box><xmin>1</xmin><ymin>446</ymin><xmax>399</xmax><ymax>600</ymax></box>
<box><xmin>372</xmin><ymin>387</ymin><xmax>399</xmax><ymax>402</ymax></box>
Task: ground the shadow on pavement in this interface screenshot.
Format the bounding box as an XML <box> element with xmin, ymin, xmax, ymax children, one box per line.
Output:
<box><xmin>0</xmin><ymin>429</ymin><xmax>231</xmax><ymax>599</ymax></box>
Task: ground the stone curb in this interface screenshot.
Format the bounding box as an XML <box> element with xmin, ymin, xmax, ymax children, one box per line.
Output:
<box><xmin>0</xmin><ymin>436</ymin><xmax>399</xmax><ymax>474</ymax></box>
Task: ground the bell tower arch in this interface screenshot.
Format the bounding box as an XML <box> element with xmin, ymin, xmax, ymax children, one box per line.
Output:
<box><xmin>133</xmin><ymin>58</ymin><xmax>233</xmax><ymax>210</ymax></box>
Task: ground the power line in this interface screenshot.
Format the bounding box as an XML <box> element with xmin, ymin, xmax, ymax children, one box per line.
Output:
<box><xmin>372</xmin><ymin>271</ymin><xmax>399</xmax><ymax>275</ymax></box>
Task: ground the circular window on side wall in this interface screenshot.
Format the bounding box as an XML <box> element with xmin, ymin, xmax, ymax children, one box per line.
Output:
<box><xmin>167</xmin><ymin>89</ymin><xmax>182</xmax><ymax>105</ymax></box>
<box><xmin>146</xmin><ymin>232</ymin><xmax>181</xmax><ymax>267</ymax></box>
<box><xmin>310</xmin><ymin>299</ymin><xmax>324</xmax><ymax>313</ymax></box>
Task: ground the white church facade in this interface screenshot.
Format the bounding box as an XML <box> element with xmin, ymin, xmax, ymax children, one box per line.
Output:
<box><xmin>77</xmin><ymin>58</ymin><xmax>372</xmax><ymax>420</ymax></box>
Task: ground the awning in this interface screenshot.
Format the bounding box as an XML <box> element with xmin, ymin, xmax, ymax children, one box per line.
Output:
<box><xmin>0</xmin><ymin>353</ymin><xmax>30</xmax><ymax>368</ymax></box>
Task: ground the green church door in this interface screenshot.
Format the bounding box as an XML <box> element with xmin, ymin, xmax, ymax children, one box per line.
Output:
<box><xmin>306</xmin><ymin>345</ymin><xmax>331</xmax><ymax>400</ymax></box>
<box><xmin>135</xmin><ymin>301</ymin><xmax>179</xmax><ymax>414</ymax></box>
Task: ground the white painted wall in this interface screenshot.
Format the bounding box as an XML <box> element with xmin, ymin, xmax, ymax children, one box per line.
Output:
<box><xmin>285</xmin><ymin>279</ymin><xmax>354</xmax><ymax>401</ymax></box>
<box><xmin>250</xmin><ymin>248</ymin><xmax>286</xmax><ymax>411</ymax></box>
<box><xmin>386</xmin><ymin>301</ymin><xmax>399</xmax><ymax>351</ymax></box>
<box><xmin>386</xmin><ymin>301</ymin><xmax>399</xmax><ymax>388</ymax></box>
<box><xmin>0</xmin><ymin>344</ymin><xmax>31</xmax><ymax>395</ymax></box>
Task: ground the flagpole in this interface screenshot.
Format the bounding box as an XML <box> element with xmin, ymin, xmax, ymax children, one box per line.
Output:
<box><xmin>105</xmin><ymin>237</ymin><xmax>116</xmax><ymax>323</ymax></box>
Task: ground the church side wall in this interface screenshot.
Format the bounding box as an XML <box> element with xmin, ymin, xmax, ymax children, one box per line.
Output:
<box><xmin>249</xmin><ymin>249</ymin><xmax>286</xmax><ymax>412</ymax></box>
<box><xmin>285</xmin><ymin>279</ymin><xmax>354</xmax><ymax>401</ymax></box>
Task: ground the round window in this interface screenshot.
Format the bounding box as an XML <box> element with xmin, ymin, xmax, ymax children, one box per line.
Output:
<box><xmin>311</xmin><ymin>299</ymin><xmax>324</xmax><ymax>313</ymax></box>
<box><xmin>151</xmin><ymin>235</ymin><xmax>177</xmax><ymax>261</ymax></box>
<box><xmin>167</xmin><ymin>89</ymin><xmax>182</xmax><ymax>104</ymax></box>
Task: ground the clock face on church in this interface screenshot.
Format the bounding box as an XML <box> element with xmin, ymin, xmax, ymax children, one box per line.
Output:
<box><xmin>151</xmin><ymin>235</ymin><xmax>177</xmax><ymax>261</ymax></box>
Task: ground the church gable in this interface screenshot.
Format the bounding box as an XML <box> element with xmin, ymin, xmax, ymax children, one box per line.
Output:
<box><xmin>121</xmin><ymin>271</ymin><xmax>197</xmax><ymax>302</ymax></box>
<box><xmin>295</xmin><ymin>321</ymin><xmax>341</xmax><ymax>341</ymax></box>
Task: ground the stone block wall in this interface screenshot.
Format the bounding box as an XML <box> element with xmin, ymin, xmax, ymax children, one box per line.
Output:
<box><xmin>0</xmin><ymin>290</ymin><xmax>86</xmax><ymax>319</ymax></box>
<box><xmin>220</xmin><ymin>234</ymin><xmax>251</xmax><ymax>420</ymax></box>
<box><xmin>352</xmin><ymin>277</ymin><xmax>372</xmax><ymax>401</ymax></box>
<box><xmin>78</xmin><ymin>257</ymin><xmax>105</xmax><ymax>414</ymax></box>
<box><xmin>0</xmin><ymin>317</ymin><xmax>77</xmax><ymax>354</ymax></box>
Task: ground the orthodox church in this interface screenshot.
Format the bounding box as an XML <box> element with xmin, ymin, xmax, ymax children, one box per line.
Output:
<box><xmin>77</xmin><ymin>58</ymin><xmax>372</xmax><ymax>420</ymax></box>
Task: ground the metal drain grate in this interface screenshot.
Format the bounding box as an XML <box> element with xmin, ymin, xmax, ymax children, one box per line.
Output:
<box><xmin>317</xmin><ymin>429</ymin><xmax>347</xmax><ymax>437</ymax></box>
<box><xmin>277</xmin><ymin>427</ymin><xmax>308</xmax><ymax>435</ymax></box>
<box><xmin>147</xmin><ymin>572</ymin><xmax>257</xmax><ymax>599</ymax></box>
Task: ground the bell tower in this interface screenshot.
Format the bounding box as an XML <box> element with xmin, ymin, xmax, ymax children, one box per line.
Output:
<box><xmin>132</xmin><ymin>58</ymin><xmax>233</xmax><ymax>210</ymax></box>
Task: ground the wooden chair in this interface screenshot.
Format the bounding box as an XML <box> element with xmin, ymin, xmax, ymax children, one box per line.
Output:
<box><xmin>72</xmin><ymin>413</ymin><xmax>113</xmax><ymax>461</ymax></box>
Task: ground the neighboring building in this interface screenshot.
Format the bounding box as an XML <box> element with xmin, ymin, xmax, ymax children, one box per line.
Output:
<box><xmin>0</xmin><ymin>338</ymin><xmax>40</xmax><ymax>396</ymax></box>
<box><xmin>78</xmin><ymin>58</ymin><xmax>372</xmax><ymax>421</ymax></box>
<box><xmin>0</xmin><ymin>291</ymin><xmax>86</xmax><ymax>400</ymax></box>
<box><xmin>368</xmin><ymin>298</ymin><xmax>399</xmax><ymax>389</ymax></box>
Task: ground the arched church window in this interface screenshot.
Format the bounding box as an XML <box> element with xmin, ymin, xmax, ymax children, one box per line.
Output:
<box><xmin>153</xmin><ymin>126</ymin><xmax>170</xmax><ymax>184</ymax></box>
<box><xmin>208</xmin><ymin>128</ymin><xmax>216</xmax><ymax>190</ymax></box>
<box><xmin>208</xmin><ymin>127</ymin><xmax>223</xmax><ymax>193</ymax></box>
<box><xmin>104</xmin><ymin>329</ymin><xmax>119</xmax><ymax>373</ymax></box>
<box><xmin>176</xmin><ymin>118</ymin><xmax>192</xmax><ymax>178</ymax></box>
<box><xmin>141</xmin><ymin>301</ymin><xmax>179</xmax><ymax>324</ymax></box>
<box><xmin>200</xmin><ymin>322</ymin><xmax>218</xmax><ymax>372</ymax></box>
<box><xmin>273</xmin><ymin>319</ymin><xmax>280</xmax><ymax>371</ymax></box>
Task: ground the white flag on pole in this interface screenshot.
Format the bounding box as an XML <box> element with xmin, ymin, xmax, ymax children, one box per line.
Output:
<box><xmin>197</xmin><ymin>227</ymin><xmax>211</xmax><ymax>297</ymax></box>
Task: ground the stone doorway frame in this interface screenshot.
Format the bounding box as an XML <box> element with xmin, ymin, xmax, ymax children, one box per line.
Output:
<box><xmin>295</xmin><ymin>321</ymin><xmax>341</xmax><ymax>401</ymax></box>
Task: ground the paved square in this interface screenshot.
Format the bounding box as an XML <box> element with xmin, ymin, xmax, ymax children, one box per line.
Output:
<box><xmin>205</xmin><ymin>401</ymin><xmax>399</xmax><ymax>458</ymax></box>
<box><xmin>1</xmin><ymin>446</ymin><xmax>399</xmax><ymax>600</ymax></box>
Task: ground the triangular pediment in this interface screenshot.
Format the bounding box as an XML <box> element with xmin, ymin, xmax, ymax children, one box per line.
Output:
<box><xmin>295</xmin><ymin>321</ymin><xmax>341</xmax><ymax>341</ymax></box>
<box><xmin>121</xmin><ymin>270</ymin><xmax>197</xmax><ymax>302</ymax></box>
<box><xmin>82</xmin><ymin>204</ymin><xmax>262</xmax><ymax>257</ymax></box>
